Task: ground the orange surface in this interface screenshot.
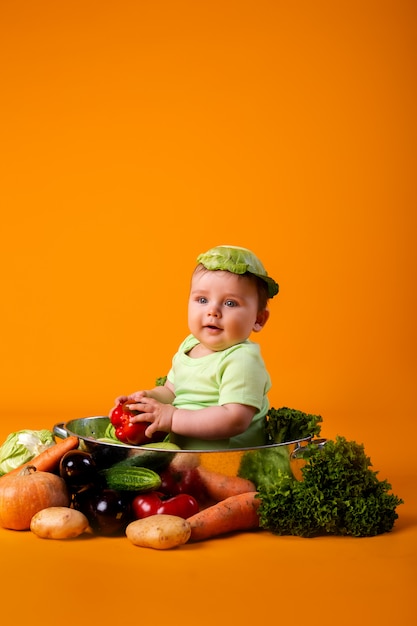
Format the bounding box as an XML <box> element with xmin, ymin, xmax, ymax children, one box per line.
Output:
<box><xmin>0</xmin><ymin>2</ymin><xmax>416</xmax><ymax>624</ymax></box>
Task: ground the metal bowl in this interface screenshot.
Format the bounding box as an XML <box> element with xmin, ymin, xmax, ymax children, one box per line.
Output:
<box><xmin>53</xmin><ymin>416</ymin><xmax>319</xmax><ymax>479</ymax></box>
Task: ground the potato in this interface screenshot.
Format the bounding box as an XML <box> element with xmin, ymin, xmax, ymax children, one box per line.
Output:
<box><xmin>30</xmin><ymin>506</ymin><xmax>90</xmax><ymax>539</ymax></box>
<box><xmin>126</xmin><ymin>514</ymin><xmax>191</xmax><ymax>549</ymax></box>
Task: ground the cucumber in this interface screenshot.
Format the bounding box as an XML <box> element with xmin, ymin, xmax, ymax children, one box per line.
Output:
<box><xmin>109</xmin><ymin>442</ymin><xmax>180</xmax><ymax>472</ymax></box>
<box><xmin>103</xmin><ymin>466</ymin><xmax>162</xmax><ymax>492</ymax></box>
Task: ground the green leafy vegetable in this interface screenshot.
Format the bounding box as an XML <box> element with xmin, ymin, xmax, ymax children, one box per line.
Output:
<box><xmin>96</xmin><ymin>421</ymin><xmax>124</xmax><ymax>444</ymax></box>
<box><xmin>196</xmin><ymin>245</ymin><xmax>279</xmax><ymax>298</ymax></box>
<box><xmin>257</xmin><ymin>436</ymin><xmax>404</xmax><ymax>537</ymax></box>
<box><xmin>238</xmin><ymin>446</ymin><xmax>293</xmax><ymax>490</ymax></box>
<box><xmin>0</xmin><ymin>429</ymin><xmax>55</xmax><ymax>475</ymax></box>
<box><xmin>265</xmin><ymin>406</ymin><xmax>323</xmax><ymax>443</ymax></box>
<box><xmin>238</xmin><ymin>405</ymin><xmax>323</xmax><ymax>489</ymax></box>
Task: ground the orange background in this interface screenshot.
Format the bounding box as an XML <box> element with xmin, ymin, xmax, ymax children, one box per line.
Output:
<box><xmin>0</xmin><ymin>1</ymin><xmax>416</xmax><ymax>625</ymax></box>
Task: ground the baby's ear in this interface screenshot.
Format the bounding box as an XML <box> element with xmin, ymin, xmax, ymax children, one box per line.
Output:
<box><xmin>253</xmin><ymin>309</ymin><xmax>270</xmax><ymax>332</ymax></box>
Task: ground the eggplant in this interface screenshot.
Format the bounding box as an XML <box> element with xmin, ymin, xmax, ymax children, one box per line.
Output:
<box><xmin>73</xmin><ymin>487</ymin><xmax>131</xmax><ymax>536</ymax></box>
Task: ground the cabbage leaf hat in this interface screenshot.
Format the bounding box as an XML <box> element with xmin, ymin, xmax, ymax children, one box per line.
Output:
<box><xmin>196</xmin><ymin>245</ymin><xmax>279</xmax><ymax>298</ymax></box>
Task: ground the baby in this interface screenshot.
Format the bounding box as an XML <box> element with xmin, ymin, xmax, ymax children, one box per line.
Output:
<box><xmin>111</xmin><ymin>245</ymin><xmax>279</xmax><ymax>449</ymax></box>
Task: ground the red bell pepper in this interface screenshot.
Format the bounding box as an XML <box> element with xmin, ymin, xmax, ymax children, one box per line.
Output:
<box><xmin>158</xmin><ymin>466</ymin><xmax>207</xmax><ymax>502</ymax></box>
<box><xmin>132</xmin><ymin>492</ymin><xmax>200</xmax><ymax>519</ymax></box>
<box><xmin>110</xmin><ymin>401</ymin><xmax>149</xmax><ymax>445</ymax></box>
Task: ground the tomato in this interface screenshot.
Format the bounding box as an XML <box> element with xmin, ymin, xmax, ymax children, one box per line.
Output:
<box><xmin>132</xmin><ymin>492</ymin><xmax>199</xmax><ymax>519</ymax></box>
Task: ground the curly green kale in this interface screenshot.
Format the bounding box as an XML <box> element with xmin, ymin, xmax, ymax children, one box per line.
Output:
<box><xmin>257</xmin><ymin>436</ymin><xmax>403</xmax><ymax>537</ymax></box>
<box><xmin>265</xmin><ymin>407</ymin><xmax>322</xmax><ymax>443</ymax></box>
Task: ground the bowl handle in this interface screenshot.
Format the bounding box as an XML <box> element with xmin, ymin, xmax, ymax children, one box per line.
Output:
<box><xmin>290</xmin><ymin>438</ymin><xmax>328</xmax><ymax>480</ymax></box>
<box><xmin>53</xmin><ymin>422</ymin><xmax>68</xmax><ymax>439</ymax></box>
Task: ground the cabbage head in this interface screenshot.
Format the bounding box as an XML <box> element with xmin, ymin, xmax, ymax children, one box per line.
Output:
<box><xmin>0</xmin><ymin>429</ymin><xmax>55</xmax><ymax>475</ymax></box>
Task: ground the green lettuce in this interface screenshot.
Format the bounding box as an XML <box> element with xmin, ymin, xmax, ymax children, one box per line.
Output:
<box><xmin>265</xmin><ymin>406</ymin><xmax>323</xmax><ymax>443</ymax></box>
<box><xmin>0</xmin><ymin>429</ymin><xmax>55</xmax><ymax>475</ymax></box>
<box><xmin>257</xmin><ymin>436</ymin><xmax>404</xmax><ymax>537</ymax></box>
<box><xmin>238</xmin><ymin>446</ymin><xmax>293</xmax><ymax>490</ymax></box>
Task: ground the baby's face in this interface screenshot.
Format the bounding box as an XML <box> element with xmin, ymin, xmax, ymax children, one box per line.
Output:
<box><xmin>187</xmin><ymin>269</ymin><xmax>261</xmax><ymax>353</ymax></box>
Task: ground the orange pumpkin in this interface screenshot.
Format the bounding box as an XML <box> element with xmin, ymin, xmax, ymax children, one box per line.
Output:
<box><xmin>0</xmin><ymin>465</ymin><xmax>70</xmax><ymax>530</ymax></box>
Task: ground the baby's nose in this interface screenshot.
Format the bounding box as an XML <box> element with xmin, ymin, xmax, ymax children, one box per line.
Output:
<box><xmin>208</xmin><ymin>304</ymin><xmax>221</xmax><ymax>317</ymax></box>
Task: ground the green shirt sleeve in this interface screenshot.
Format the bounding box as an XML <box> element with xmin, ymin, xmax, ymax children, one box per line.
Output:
<box><xmin>216</xmin><ymin>342</ymin><xmax>270</xmax><ymax>409</ymax></box>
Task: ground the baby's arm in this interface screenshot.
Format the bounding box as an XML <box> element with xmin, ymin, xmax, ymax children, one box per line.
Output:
<box><xmin>174</xmin><ymin>404</ymin><xmax>256</xmax><ymax>439</ymax></box>
<box><xmin>130</xmin><ymin>400</ymin><xmax>256</xmax><ymax>440</ymax></box>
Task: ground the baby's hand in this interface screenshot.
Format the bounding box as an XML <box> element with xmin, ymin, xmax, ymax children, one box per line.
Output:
<box><xmin>124</xmin><ymin>391</ymin><xmax>149</xmax><ymax>413</ymax></box>
<box><xmin>109</xmin><ymin>392</ymin><xmax>147</xmax><ymax>419</ymax></box>
<box><xmin>129</xmin><ymin>397</ymin><xmax>176</xmax><ymax>437</ymax></box>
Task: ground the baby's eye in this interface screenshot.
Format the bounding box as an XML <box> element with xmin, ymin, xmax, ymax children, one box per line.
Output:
<box><xmin>224</xmin><ymin>299</ymin><xmax>238</xmax><ymax>307</ymax></box>
<box><xmin>197</xmin><ymin>296</ymin><xmax>208</xmax><ymax>304</ymax></box>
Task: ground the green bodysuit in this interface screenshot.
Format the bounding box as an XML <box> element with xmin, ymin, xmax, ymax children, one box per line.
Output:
<box><xmin>167</xmin><ymin>334</ymin><xmax>271</xmax><ymax>450</ymax></box>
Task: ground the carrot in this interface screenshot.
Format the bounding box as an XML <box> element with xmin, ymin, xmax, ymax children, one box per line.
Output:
<box><xmin>1</xmin><ymin>435</ymin><xmax>79</xmax><ymax>477</ymax></box>
<box><xmin>196</xmin><ymin>465</ymin><xmax>256</xmax><ymax>502</ymax></box>
<box><xmin>187</xmin><ymin>491</ymin><xmax>261</xmax><ymax>542</ymax></box>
